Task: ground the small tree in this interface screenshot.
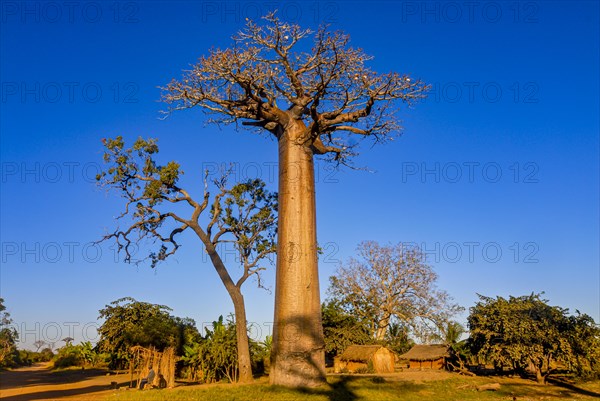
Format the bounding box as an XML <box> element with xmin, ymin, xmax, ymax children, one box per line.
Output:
<box><xmin>442</xmin><ymin>321</ymin><xmax>465</xmax><ymax>345</ymax></box>
<box><xmin>468</xmin><ymin>293</ymin><xmax>600</xmax><ymax>384</ymax></box>
<box><xmin>0</xmin><ymin>298</ymin><xmax>18</xmax><ymax>367</ymax></box>
<box><xmin>163</xmin><ymin>13</ymin><xmax>428</xmax><ymax>386</ymax></box>
<box><xmin>62</xmin><ymin>337</ymin><xmax>74</xmax><ymax>346</ymax></box>
<box><xmin>182</xmin><ymin>315</ymin><xmax>240</xmax><ymax>383</ymax></box>
<box><xmin>97</xmin><ymin>297</ymin><xmax>193</xmax><ymax>369</ymax></box>
<box><xmin>385</xmin><ymin>322</ymin><xmax>414</xmax><ymax>355</ymax></box>
<box><xmin>97</xmin><ymin>137</ymin><xmax>277</xmax><ymax>382</ymax></box>
<box><xmin>33</xmin><ymin>340</ymin><xmax>46</xmax><ymax>352</ymax></box>
<box><xmin>321</xmin><ymin>300</ymin><xmax>373</xmax><ymax>361</ymax></box>
<box><xmin>328</xmin><ymin>241</ymin><xmax>462</xmax><ymax>342</ymax></box>
<box><xmin>567</xmin><ymin>313</ymin><xmax>600</xmax><ymax>380</ymax></box>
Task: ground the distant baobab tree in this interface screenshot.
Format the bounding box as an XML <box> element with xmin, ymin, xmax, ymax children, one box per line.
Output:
<box><xmin>163</xmin><ymin>12</ymin><xmax>428</xmax><ymax>387</ymax></box>
<box><xmin>62</xmin><ymin>337</ymin><xmax>74</xmax><ymax>345</ymax></box>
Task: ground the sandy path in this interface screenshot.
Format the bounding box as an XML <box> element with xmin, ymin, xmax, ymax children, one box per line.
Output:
<box><xmin>0</xmin><ymin>362</ymin><xmax>132</xmax><ymax>401</ymax></box>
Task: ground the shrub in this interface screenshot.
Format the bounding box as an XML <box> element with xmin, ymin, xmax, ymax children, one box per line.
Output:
<box><xmin>53</xmin><ymin>344</ymin><xmax>83</xmax><ymax>368</ymax></box>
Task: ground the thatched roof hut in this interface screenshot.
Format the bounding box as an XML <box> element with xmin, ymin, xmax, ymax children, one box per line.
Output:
<box><xmin>334</xmin><ymin>345</ymin><xmax>395</xmax><ymax>374</ymax></box>
<box><xmin>399</xmin><ymin>344</ymin><xmax>449</xmax><ymax>370</ymax></box>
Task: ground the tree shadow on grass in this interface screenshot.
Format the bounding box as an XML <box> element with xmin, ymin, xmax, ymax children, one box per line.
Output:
<box><xmin>547</xmin><ymin>377</ymin><xmax>600</xmax><ymax>398</ymax></box>
<box><xmin>295</xmin><ymin>376</ymin><xmax>359</xmax><ymax>401</ymax></box>
<box><xmin>0</xmin><ymin>384</ymin><xmax>114</xmax><ymax>401</ymax></box>
<box><xmin>494</xmin><ymin>380</ymin><xmax>600</xmax><ymax>400</ymax></box>
<box><xmin>293</xmin><ymin>375</ymin><xmax>428</xmax><ymax>401</ymax></box>
<box><xmin>0</xmin><ymin>367</ymin><xmax>108</xmax><ymax>390</ymax></box>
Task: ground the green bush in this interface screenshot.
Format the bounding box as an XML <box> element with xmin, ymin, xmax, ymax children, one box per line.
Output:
<box><xmin>53</xmin><ymin>342</ymin><xmax>106</xmax><ymax>369</ymax></box>
<box><xmin>38</xmin><ymin>348</ymin><xmax>55</xmax><ymax>362</ymax></box>
<box><xmin>53</xmin><ymin>345</ymin><xmax>81</xmax><ymax>368</ymax></box>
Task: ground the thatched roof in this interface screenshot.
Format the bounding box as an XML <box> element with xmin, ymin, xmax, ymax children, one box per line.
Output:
<box><xmin>339</xmin><ymin>345</ymin><xmax>390</xmax><ymax>362</ymax></box>
<box><xmin>399</xmin><ymin>345</ymin><xmax>449</xmax><ymax>361</ymax></box>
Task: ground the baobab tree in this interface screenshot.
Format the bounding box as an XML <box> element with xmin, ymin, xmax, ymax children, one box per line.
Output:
<box><xmin>163</xmin><ymin>13</ymin><xmax>428</xmax><ymax>386</ymax></box>
<box><xmin>97</xmin><ymin>137</ymin><xmax>277</xmax><ymax>383</ymax></box>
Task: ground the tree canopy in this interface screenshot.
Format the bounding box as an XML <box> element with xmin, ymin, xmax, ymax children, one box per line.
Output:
<box><xmin>321</xmin><ymin>299</ymin><xmax>372</xmax><ymax>360</ymax></box>
<box><xmin>468</xmin><ymin>293</ymin><xmax>600</xmax><ymax>383</ymax></box>
<box><xmin>0</xmin><ymin>298</ymin><xmax>18</xmax><ymax>367</ymax></box>
<box><xmin>163</xmin><ymin>12</ymin><xmax>428</xmax><ymax>165</ymax></box>
<box><xmin>97</xmin><ymin>297</ymin><xmax>198</xmax><ymax>369</ymax></box>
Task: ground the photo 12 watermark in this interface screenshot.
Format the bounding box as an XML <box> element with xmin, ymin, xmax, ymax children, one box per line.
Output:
<box><xmin>201</xmin><ymin>241</ymin><xmax>341</xmax><ymax>265</ymax></box>
<box><xmin>9</xmin><ymin>321</ymin><xmax>100</xmax><ymax>348</ymax></box>
<box><xmin>0</xmin><ymin>241</ymin><xmax>140</xmax><ymax>264</ymax></box>
<box><xmin>1</xmin><ymin>161</ymin><xmax>102</xmax><ymax>184</ymax></box>
<box><xmin>426</xmin><ymin>81</ymin><xmax>539</xmax><ymax>104</ymax></box>
<box><xmin>199</xmin><ymin>1</ymin><xmax>340</xmax><ymax>24</ymax></box>
<box><xmin>399</xmin><ymin>1</ymin><xmax>540</xmax><ymax>24</ymax></box>
<box><xmin>0</xmin><ymin>1</ymin><xmax>140</xmax><ymax>24</ymax></box>
<box><xmin>400</xmin><ymin>161</ymin><xmax>540</xmax><ymax>184</ymax></box>
<box><xmin>1</xmin><ymin>82</ymin><xmax>139</xmax><ymax>104</ymax></box>
<box><xmin>400</xmin><ymin>241</ymin><xmax>540</xmax><ymax>264</ymax></box>
<box><xmin>202</xmin><ymin>161</ymin><xmax>340</xmax><ymax>185</ymax></box>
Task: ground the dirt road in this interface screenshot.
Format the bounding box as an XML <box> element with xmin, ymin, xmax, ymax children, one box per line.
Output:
<box><xmin>0</xmin><ymin>362</ymin><xmax>131</xmax><ymax>401</ymax></box>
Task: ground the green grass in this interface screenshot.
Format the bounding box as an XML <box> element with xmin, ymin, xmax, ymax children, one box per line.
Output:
<box><xmin>104</xmin><ymin>374</ymin><xmax>600</xmax><ymax>401</ymax></box>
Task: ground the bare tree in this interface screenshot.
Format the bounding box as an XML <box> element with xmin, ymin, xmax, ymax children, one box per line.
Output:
<box><xmin>162</xmin><ymin>13</ymin><xmax>428</xmax><ymax>386</ymax></box>
<box><xmin>328</xmin><ymin>241</ymin><xmax>463</xmax><ymax>342</ymax></box>
<box><xmin>34</xmin><ymin>340</ymin><xmax>46</xmax><ymax>352</ymax></box>
<box><xmin>97</xmin><ymin>137</ymin><xmax>277</xmax><ymax>383</ymax></box>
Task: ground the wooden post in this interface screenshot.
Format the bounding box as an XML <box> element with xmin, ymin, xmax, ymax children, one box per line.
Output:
<box><xmin>129</xmin><ymin>359</ymin><xmax>134</xmax><ymax>388</ymax></box>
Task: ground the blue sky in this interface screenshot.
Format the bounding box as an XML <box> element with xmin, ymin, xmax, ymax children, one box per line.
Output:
<box><xmin>1</xmin><ymin>1</ymin><xmax>598</xmax><ymax>349</ymax></box>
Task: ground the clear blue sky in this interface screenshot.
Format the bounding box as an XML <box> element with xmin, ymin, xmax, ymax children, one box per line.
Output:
<box><xmin>1</xmin><ymin>1</ymin><xmax>598</xmax><ymax>349</ymax></box>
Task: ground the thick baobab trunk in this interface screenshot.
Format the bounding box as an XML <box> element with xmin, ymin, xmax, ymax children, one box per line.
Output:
<box><xmin>270</xmin><ymin>122</ymin><xmax>326</xmax><ymax>387</ymax></box>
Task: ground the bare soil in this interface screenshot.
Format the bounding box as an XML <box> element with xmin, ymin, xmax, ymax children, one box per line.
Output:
<box><xmin>0</xmin><ymin>362</ymin><xmax>132</xmax><ymax>401</ymax></box>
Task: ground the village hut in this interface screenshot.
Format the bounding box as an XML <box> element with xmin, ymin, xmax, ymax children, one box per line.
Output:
<box><xmin>399</xmin><ymin>344</ymin><xmax>449</xmax><ymax>370</ymax></box>
<box><xmin>334</xmin><ymin>345</ymin><xmax>395</xmax><ymax>374</ymax></box>
<box><xmin>129</xmin><ymin>346</ymin><xmax>176</xmax><ymax>388</ymax></box>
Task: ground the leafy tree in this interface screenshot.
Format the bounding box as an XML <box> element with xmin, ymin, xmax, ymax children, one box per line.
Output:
<box><xmin>322</xmin><ymin>301</ymin><xmax>413</xmax><ymax>360</ymax></box>
<box><xmin>40</xmin><ymin>348</ymin><xmax>54</xmax><ymax>360</ymax></box>
<box><xmin>162</xmin><ymin>12</ymin><xmax>428</xmax><ymax>387</ymax></box>
<box><xmin>53</xmin><ymin>343</ymin><xmax>82</xmax><ymax>368</ymax></box>
<box><xmin>321</xmin><ymin>300</ymin><xmax>372</xmax><ymax>361</ymax></box>
<box><xmin>97</xmin><ymin>137</ymin><xmax>277</xmax><ymax>382</ymax></box>
<box><xmin>429</xmin><ymin>321</ymin><xmax>466</xmax><ymax>345</ymax></box>
<box><xmin>182</xmin><ymin>316</ymin><xmax>238</xmax><ymax>383</ymax></box>
<box><xmin>442</xmin><ymin>321</ymin><xmax>465</xmax><ymax>345</ymax></box>
<box><xmin>97</xmin><ymin>297</ymin><xmax>197</xmax><ymax>369</ymax></box>
<box><xmin>566</xmin><ymin>313</ymin><xmax>600</xmax><ymax>380</ymax></box>
<box><xmin>384</xmin><ymin>321</ymin><xmax>414</xmax><ymax>355</ymax></box>
<box><xmin>431</xmin><ymin>321</ymin><xmax>471</xmax><ymax>375</ymax></box>
<box><xmin>468</xmin><ymin>293</ymin><xmax>600</xmax><ymax>383</ymax></box>
<box><xmin>0</xmin><ymin>298</ymin><xmax>18</xmax><ymax>367</ymax></box>
<box><xmin>328</xmin><ymin>241</ymin><xmax>462</xmax><ymax>342</ymax></box>
<box><xmin>250</xmin><ymin>335</ymin><xmax>271</xmax><ymax>375</ymax></box>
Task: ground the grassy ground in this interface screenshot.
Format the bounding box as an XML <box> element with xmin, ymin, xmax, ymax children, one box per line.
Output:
<box><xmin>105</xmin><ymin>373</ymin><xmax>600</xmax><ymax>401</ymax></box>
